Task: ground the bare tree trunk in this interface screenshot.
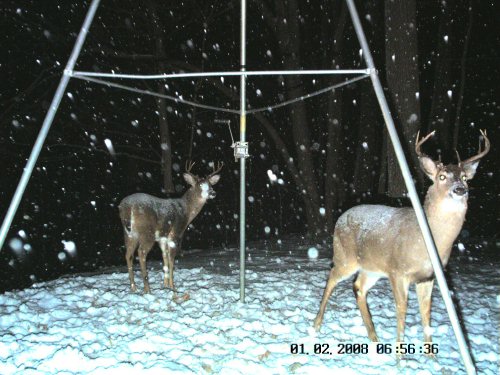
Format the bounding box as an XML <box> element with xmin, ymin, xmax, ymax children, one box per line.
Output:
<box><xmin>274</xmin><ymin>0</ymin><xmax>322</xmax><ymax>234</ymax></box>
<box><xmin>426</xmin><ymin>1</ymin><xmax>457</xmax><ymax>154</ymax></box>
<box><xmin>325</xmin><ymin>92</ymin><xmax>344</xmax><ymax>230</ymax></box>
<box><xmin>354</xmin><ymin>83</ymin><xmax>379</xmax><ymax>193</ymax></box>
<box><xmin>353</xmin><ymin>0</ymin><xmax>383</xmax><ymax>195</ymax></box>
<box><xmin>324</xmin><ymin>1</ymin><xmax>348</xmax><ymax>231</ymax></box>
<box><xmin>157</xmin><ymin>78</ymin><xmax>174</xmax><ymax>193</ymax></box>
<box><xmin>147</xmin><ymin>0</ymin><xmax>174</xmax><ymax>193</ymax></box>
<box><xmin>384</xmin><ymin>0</ymin><xmax>422</xmax><ymax>197</ymax></box>
<box><xmin>378</xmin><ymin>130</ymin><xmax>388</xmax><ymax>194</ymax></box>
<box><xmin>453</xmin><ymin>0</ymin><xmax>474</xmax><ymax>150</ymax></box>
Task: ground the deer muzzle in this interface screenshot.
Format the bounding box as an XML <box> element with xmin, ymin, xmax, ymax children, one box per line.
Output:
<box><xmin>452</xmin><ymin>185</ymin><xmax>468</xmax><ymax>198</ymax></box>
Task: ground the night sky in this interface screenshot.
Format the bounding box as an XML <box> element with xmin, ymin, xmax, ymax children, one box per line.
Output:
<box><xmin>1</xmin><ymin>0</ymin><xmax>498</xmax><ymax>292</ymax></box>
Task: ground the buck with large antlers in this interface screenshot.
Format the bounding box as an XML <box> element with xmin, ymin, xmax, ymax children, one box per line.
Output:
<box><xmin>314</xmin><ymin>130</ymin><xmax>489</xmax><ymax>346</ymax></box>
<box><xmin>119</xmin><ymin>161</ymin><xmax>223</xmax><ymax>294</ymax></box>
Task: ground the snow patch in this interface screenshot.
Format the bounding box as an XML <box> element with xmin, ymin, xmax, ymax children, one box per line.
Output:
<box><xmin>0</xmin><ymin>245</ymin><xmax>497</xmax><ymax>374</ymax></box>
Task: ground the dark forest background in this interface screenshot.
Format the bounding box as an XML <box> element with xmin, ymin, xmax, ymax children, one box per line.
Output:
<box><xmin>0</xmin><ymin>0</ymin><xmax>498</xmax><ymax>292</ymax></box>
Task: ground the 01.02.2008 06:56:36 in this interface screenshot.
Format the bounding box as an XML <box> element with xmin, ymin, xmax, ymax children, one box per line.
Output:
<box><xmin>289</xmin><ymin>342</ymin><xmax>439</xmax><ymax>356</ymax></box>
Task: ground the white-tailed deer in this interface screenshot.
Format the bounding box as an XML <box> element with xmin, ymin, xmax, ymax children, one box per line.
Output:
<box><xmin>314</xmin><ymin>130</ymin><xmax>489</xmax><ymax>346</ymax></box>
<box><xmin>118</xmin><ymin>161</ymin><xmax>223</xmax><ymax>294</ymax></box>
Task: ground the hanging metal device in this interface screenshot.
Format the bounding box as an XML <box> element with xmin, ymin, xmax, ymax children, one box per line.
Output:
<box><xmin>233</xmin><ymin>141</ymin><xmax>249</xmax><ymax>160</ymax></box>
<box><xmin>215</xmin><ymin>118</ymin><xmax>249</xmax><ymax>161</ymax></box>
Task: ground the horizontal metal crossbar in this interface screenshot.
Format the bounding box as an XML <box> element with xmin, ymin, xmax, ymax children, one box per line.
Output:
<box><xmin>70</xmin><ymin>68</ymin><xmax>371</xmax><ymax>80</ymax></box>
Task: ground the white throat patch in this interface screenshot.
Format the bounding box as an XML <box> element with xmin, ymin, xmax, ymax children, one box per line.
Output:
<box><xmin>441</xmin><ymin>196</ymin><xmax>466</xmax><ymax>212</ymax></box>
<box><xmin>200</xmin><ymin>182</ymin><xmax>210</xmax><ymax>199</ymax></box>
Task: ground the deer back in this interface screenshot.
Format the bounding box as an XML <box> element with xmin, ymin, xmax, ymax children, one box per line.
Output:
<box><xmin>119</xmin><ymin>193</ymin><xmax>190</xmax><ymax>241</ymax></box>
<box><xmin>334</xmin><ymin>205</ymin><xmax>421</xmax><ymax>275</ymax></box>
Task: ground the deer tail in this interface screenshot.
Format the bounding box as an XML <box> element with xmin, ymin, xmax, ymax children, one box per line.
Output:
<box><xmin>119</xmin><ymin>205</ymin><xmax>134</xmax><ymax>236</ymax></box>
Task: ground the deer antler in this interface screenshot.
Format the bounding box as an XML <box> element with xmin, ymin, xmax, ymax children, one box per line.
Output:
<box><xmin>209</xmin><ymin>161</ymin><xmax>224</xmax><ymax>177</ymax></box>
<box><xmin>415</xmin><ymin>130</ymin><xmax>436</xmax><ymax>158</ymax></box>
<box><xmin>459</xmin><ymin>129</ymin><xmax>490</xmax><ymax>166</ymax></box>
<box><xmin>185</xmin><ymin>160</ymin><xmax>196</xmax><ymax>175</ymax></box>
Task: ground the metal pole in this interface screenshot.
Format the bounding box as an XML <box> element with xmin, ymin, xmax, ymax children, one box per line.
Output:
<box><xmin>239</xmin><ymin>0</ymin><xmax>247</xmax><ymax>303</ymax></box>
<box><xmin>345</xmin><ymin>0</ymin><xmax>476</xmax><ymax>373</ymax></box>
<box><xmin>71</xmin><ymin>69</ymin><xmax>371</xmax><ymax>80</ymax></box>
<box><xmin>0</xmin><ymin>0</ymin><xmax>101</xmax><ymax>252</ymax></box>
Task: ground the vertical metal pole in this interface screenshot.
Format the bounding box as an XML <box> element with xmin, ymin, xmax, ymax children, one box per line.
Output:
<box><xmin>345</xmin><ymin>1</ymin><xmax>476</xmax><ymax>374</ymax></box>
<box><xmin>239</xmin><ymin>0</ymin><xmax>247</xmax><ymax>303</ymax></box>
<box><xmin>0</xmin><ymin>0</ymin><xmax>101</xmax><ymax>252</ymax></box>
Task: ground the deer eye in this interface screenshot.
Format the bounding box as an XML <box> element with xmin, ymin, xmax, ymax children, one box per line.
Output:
<box><xmin>461</xmin><ymin>175</ymin><xmax>467</xmax><ymax>181</ymax></box>
<box><xmin>439</xmin><ymin>175</ymin><xmax>446</xmax><ymax>181</ymax></box>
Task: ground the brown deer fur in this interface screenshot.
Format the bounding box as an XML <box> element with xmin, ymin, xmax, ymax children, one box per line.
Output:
<box><xmin>314</xmin><ymin>130</ymin><xmax>489</xmax><ymax>345</ymax></box>
<box><xmin>118</xmin><ymin>162</ymin><xmax>223</xmax><ymax>294</ymax></box>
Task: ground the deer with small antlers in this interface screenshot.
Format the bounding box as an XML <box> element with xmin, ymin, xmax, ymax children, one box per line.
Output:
<box><xmin>314</xmin><ymin>130</ymin><xmax>489</xmax><ymax>347</ymax></box>
<box><xmin>118</xmin><ymin>161</ymin><xmax>223</xmax><ymax>294</ymax></box>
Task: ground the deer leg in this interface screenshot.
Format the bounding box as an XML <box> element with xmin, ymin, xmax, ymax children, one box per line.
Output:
<box><xmin>314</xmin><ymin>266</ymin><xmax>356</xmax><ymax>331</ymax></box>
<box><xmin>389</xmin><ymin>276</ymin><xmax>410</xmax><ymax>353</ymax></box>
<box><xmin>416</xmin><ymin>280</ymin><xmax>434</xmax><ymax>344</ymax></box>
<box><xmin>124</xmin><ymin>235</ymin><xmax>138</xmax><ymax>292</ymax></box>
<box><xmin>137</xmin><ymin>243</ymin><xmax>153</xmax><ymax>294</ymax></box>
<box><xmin>159</xmin><ymin>239</ymin><xmax>170</xmax><ymax>288</ymax></box>
<box><xmin>167</xmin><ymin>247</ymin><xmax>177</xmax><ymax>290</ymax></box>
<box><xmin>353</xmin><ymin>271</ymin><xmax>381</xmax><ymax>342</ymax></box>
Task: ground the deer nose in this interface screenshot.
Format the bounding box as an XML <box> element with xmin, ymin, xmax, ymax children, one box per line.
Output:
<box><xmin>453</xmin><ymin>186</ymin><xmax>467</xmax><ymax>196</ymax></box>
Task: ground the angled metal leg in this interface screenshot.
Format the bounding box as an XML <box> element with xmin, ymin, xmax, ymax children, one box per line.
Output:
<box><xmin>345</xmin><ymin>0</ymin><xmax>476</xmax><ymax>373</ymax></box>
<box><xmin>0</xmin><ymin>0</ymin><xmax>101</xmax><ymax>251</ymax></box>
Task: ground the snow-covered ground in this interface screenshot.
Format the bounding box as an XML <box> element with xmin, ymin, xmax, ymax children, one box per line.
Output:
<box><xmin>0</xmin><ymin>239</ymin><xmax>498</xmax><ymax>374</ymax></box>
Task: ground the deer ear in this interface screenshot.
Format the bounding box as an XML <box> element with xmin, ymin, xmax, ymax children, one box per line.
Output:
<box><xmin>419</xmin><ymin>156</ymin><xmax>439</xmax><ymax>180</ymax></box>
<box><xmin>463</xmin><ymin>161</ymin><xmax>479</xmax><ymax>180</ymax></box>
<box><xmin>183</xmin><ymin>173</ymin><xmax>196</xmax><ymax>186</ymax></box>
<box><xmin>208</xmin><ymin>174</ymin><xmax>220</xmax><ymax>185</ymax></box>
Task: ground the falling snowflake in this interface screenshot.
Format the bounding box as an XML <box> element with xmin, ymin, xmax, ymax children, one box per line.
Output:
<box><xmin>307</xmin><ymin>247</ymin><xmax>319</xmax><ymax>259</ymax></box>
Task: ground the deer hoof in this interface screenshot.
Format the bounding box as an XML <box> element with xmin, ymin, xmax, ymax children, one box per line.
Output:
<box><xmin>425</xmin><ymin>352</ymin><xmax>437</xmax><ymax>361</ymax></box>
<box><xmin>173</xmin><ymin>292</ymin><xmax>190</xmax><ymax>304</ymax></box>
<box><xmin>313</xmin><ymin>317</ymin><xmax>323</xmax><ymax>332</ymax></box>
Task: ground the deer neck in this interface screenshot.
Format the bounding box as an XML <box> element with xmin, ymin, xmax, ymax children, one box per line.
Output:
<box><xmin>182</xmin><ymin>188</ymin><xmax>208</xmax><ymax>223</ymax></box>
<box><xmin>423</xmin><ymin>186</ymin><xmax>467</xmax><ymax>262</ymax></box>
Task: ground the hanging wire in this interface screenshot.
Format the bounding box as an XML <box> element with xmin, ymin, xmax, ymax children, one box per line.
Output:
<box><xmin>73</xmin><ymin>74</ymin><xmax>369</xmax><ymax>116</ymax></box>
<box><xmin>72</xmin><ymin>75</ymin><xmax>240</xmax><ymax>114</ymax></box>
<box><xmin>246</xmin><ymin>74</ymin><xmax>369</xmax><ymax>114</ymax></box>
